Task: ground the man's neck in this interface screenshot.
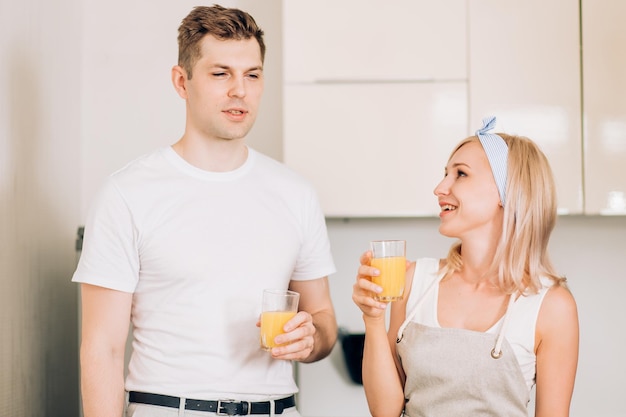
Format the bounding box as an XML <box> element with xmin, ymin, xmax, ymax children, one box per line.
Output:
<box><xmin>172</xmin><ymin>136</ymin><xmax>248</xmax><ymax>172</ymax></box>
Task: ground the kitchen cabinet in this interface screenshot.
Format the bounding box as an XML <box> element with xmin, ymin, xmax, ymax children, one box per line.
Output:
<box><xmin>468</xmin><ymin>0</ymin><xmax>583</xmax><ymax>214</ymax></box>
<box><xmin>283</xmin><ymin>0</ymin><xmax>467</xmax><ymax>83</ymax></box>
<box><xmin>582</xmin><ymin>0</ymin><xmax>626</xmax><ymax>215</ymax></box>
<box><xmin>283</xmin><ymin>1</ymin><xmax>468</xmax><ymax>217</ymax></box>
<box><xmin>284</xmin><ymin>1</ymin><xmax>623</xmax><ymax>218</ymax></box>
<box><xmin>284</xmin><ymin>82</ymin><xmax>468</xmax><ymax>217</ymax></box>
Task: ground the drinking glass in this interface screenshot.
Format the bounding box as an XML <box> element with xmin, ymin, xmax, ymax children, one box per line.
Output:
<box><xmin>370</xmin><ymin>240</ymin><xmax>406</xmax><ymax>301</ymax></box>
<box><xmin>260</xmin><ymin>289</ymin><xmax>299</xmax><ymax>350</ymax></box>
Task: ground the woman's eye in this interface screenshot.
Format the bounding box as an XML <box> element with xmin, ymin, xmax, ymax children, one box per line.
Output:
<box><xmin>457</xmin><ymin>170</ymin><xmax>467</xmax><ymax>177</ymax></box>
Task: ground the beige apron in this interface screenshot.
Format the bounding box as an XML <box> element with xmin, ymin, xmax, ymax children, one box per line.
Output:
<box><xmin>396</xmin><ymin>277</ymin><xmax>529</xmax><ymax>417</ymax></box>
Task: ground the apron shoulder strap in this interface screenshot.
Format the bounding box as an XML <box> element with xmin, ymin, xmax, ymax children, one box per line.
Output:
<box><xmin>397</xmin><ymin>266</ymin><xmax>447</xmax><ymax>342</ymax></box>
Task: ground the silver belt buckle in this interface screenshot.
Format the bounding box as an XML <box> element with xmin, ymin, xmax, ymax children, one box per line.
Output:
<box><xmin>216</xmin><ymin>399</ymin><xmax>236</xmax><ymax>416</ymax></box>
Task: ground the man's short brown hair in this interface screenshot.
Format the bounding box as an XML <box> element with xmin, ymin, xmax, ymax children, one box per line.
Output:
<box><xmin>177</xmin><ymin>5</ymin><xmax>265</xmax><ymax>79</ymax></box>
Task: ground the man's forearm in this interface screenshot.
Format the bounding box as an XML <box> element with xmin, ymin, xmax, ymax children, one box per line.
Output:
<box><xmin>80</xmin><ymin>346</ymin><xmax>126</xmax><ymax>417</ymax></box>
<box><xmin>303</xmin><ymin>309</ymin><xmax>337</xmax><ymax>363</ymax></box>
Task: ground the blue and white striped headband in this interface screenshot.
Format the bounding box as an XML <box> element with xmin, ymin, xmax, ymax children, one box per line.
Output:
<box><xmin>476</xmin><ymin>116</ymin><xmax>508</xmax><ymax>205</ymax></box>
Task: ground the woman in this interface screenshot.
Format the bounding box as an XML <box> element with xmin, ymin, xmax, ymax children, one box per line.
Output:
<box><xmin>352</xmin><ymin>117</ymin><xmax>579</xmax><ymax>417</ymax></box>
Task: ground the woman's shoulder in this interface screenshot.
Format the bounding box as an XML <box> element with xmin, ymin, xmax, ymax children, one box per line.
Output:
<box><xmin>540</xmin><ymin>284</ymin><xmax>577</xmax><ymax>317</ymax></box>
<box><xmin>536</xmin><ymin>284</ymin><xmax>579</xmax><ymax>345</ymax></box>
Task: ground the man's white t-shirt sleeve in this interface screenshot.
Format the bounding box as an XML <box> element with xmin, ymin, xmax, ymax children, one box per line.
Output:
<box><xmin>291</xmin><ymin>186</ymin><xmax>336</xmax><ymax>281</ymax></box>
<box><xmin>72</xmin><ymin>178</ymin><xmax>139</xmax><ymax>293</ymax></box>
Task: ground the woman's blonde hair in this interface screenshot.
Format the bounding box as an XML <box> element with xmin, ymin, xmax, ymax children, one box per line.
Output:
<box><xmin>443</xmin><ymin>134</ymin><xmax>566</xmax><ymax>294</ymax></box>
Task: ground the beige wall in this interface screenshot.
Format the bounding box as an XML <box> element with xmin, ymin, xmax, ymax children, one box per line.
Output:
<box><xmin>0</xmin><ymin>0</ymin><xmax>82</xmax><ymax>415</ymax></box>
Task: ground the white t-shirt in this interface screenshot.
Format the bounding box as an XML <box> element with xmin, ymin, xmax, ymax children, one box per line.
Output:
<box><xmin>73</xmin><ymin>146</ymin><xmax>336</xmax><ymax>400</ymax></box>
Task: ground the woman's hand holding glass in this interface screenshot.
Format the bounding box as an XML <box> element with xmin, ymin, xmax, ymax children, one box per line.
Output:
<box><xmin>352</xmin><ymin>251</ymin><xmax>390</xmax><ymax>322</ymax></box>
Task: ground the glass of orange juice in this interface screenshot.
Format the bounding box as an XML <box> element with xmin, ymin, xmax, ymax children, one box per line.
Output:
<box><xmin>260</xmin><ymin>289</ymin><xmax>300</xmax><ymax>351</ymax></box>
<box><xmin>370</xmin><ymin>240</ymin><xmax>406</xmax><ymax>301</ymax></box>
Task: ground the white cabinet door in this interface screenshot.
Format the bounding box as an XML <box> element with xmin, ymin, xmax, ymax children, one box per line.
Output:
<box><xmin>468</xmin><ymin>0</ymin><xmax>582</xmax><ymax>214</ymax></box>
<box><xmin>283</xmin><ymin>1</ymin><xmax>468</xmax><ymax>217</ymax></box>
<box><xmin>283</xmin><ymin>0</ymin><xmax>467</xmax><ymax>83</ymax></box>
<box><xmin>582</xmin><ymin>0</ymin><xmax>626</xmax><ymax>215</ymax></box>
<box><xmin>284</xmin><ymin>82</ymin><xmax>468</xmax><ymax>217</ymax></box>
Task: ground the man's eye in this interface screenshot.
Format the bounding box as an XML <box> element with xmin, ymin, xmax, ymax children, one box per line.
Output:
<box><xmin>247</xmin><ymin>73</ymin><xmax>260</xmax><ymax>79</ymax></box>
<box><xmin>212</xmin><ymin>72</ymin><xmax>227</xmax><ymax>77</ymax></box>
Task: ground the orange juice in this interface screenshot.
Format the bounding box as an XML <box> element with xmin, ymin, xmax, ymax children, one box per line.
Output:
<box><xmin>371</xmin><ymin>256</ymin><xmax>406</xmax><ymax>301</ymax></box>
<box><xmin>260</xmin><ymin>310</ymin><xmax>297</xmax><ymax>350</ymax></box>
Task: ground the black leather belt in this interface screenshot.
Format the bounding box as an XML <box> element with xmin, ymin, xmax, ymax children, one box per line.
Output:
<box><xmin>129</xmin><ymin>391</ymin><xmax>296</xmax><ymax>415</ymax></box>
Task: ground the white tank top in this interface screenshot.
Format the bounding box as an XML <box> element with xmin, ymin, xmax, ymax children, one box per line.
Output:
<box><xmin>405</xmin><ymin>258</ymin><xmax>552</xmax><ymax>391</ymax></box>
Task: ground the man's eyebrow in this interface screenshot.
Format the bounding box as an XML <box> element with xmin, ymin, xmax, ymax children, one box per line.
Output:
<box><xmin>210</xmin><ymin>64</ymin><xmax>263</xmax><ymax>72</ymax></box>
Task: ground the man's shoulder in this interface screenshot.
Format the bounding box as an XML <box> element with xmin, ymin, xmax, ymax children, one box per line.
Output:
<box><xmin>110</xmin><ymin>148</ymin><xmax>167</xmax><ymax>178</ymax></box>
<box><xmin>252</xmin><ymin>149</ymin><xmax>313</xmax><ymax>188</ymax></box>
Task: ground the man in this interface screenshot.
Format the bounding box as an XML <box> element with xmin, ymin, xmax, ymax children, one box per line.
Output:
<box><xmin>73</xmin><ymin>5</ymin><xmax>337</xmax><ymax>417</ymax></box>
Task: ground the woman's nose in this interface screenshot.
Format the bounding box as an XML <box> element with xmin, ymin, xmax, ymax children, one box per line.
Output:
<box><xmin>433</xmin><ymin>177</ymin><xmax>450</xmax><ymax>197</ymax></box>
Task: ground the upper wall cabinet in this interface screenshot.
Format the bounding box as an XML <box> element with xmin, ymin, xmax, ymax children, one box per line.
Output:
<box><xmin>283</xmin><ymin>1</ymin><xmax>467</xmax><ymax>83</ymax></box>
<box><xmin>284</xmin><ymin>82</ymin><xmax>467</xmax><ymax>217</ymax></box>
<box><xmin>283</xmin><ymin>1</ymin><xmax>468</xmax><ymax>217</ymax></box>
<box><xmin>582</xmin><ymin>0</ymin><xmax>626</xmax><ymax>215</ymax></box>
<box><xmin>283</xmin><ymin>1</ymin><xmax>610</xmax><ymax>217</ymax></box>
<box><xmin>468</xmin><ymin>0</ymin><xmax>583</xmax><ymax>214</ymax></box>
